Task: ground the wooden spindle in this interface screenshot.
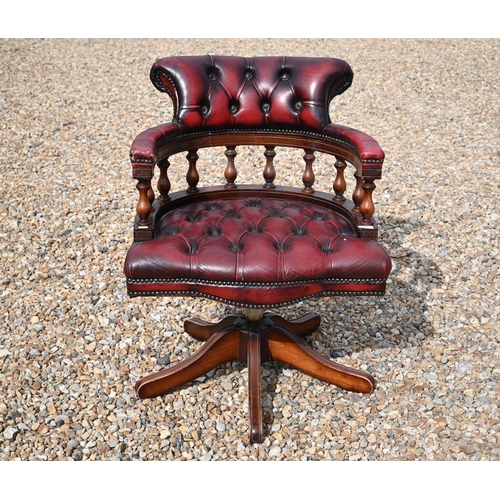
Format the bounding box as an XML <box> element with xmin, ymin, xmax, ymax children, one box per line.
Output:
<box><xmin>352</xmin><ymin>171</ymin><xmax>364</xmax><ymax>213</ymax></box>
<box><xmin>263</xmin><ymin>146</ymin><xmax>276</xmax><ymax>189</ymax></box>
<box><xmin>333</xmin><ymin>158</ymin><xmax>347</xmax><ymax>201</ymax></box>
<box><xmin>147</xmin><ymin>185</ymin><xmax>155</xmax><ymax>206</ymax></box>
<box><xmin>136</xmin><ymin>179</ymin><xmax>152</xmax><ymax>225</ymax></box>
<box><xmin>360</xmin><ymin>177</ymin><xmax>376</xmax><ymax>226</ymax></box>
<box><xmin>186</xmin><ymin>150</ymin><xmax>199</xmax><ymax>193</ymax></box>
<box><xmin>302</xmin><ymin>150</ymin><xmax>315</xmax><ymax>194</ymax></box>
<box><xmin>157</xmin><ymin>159</ymin><xmax>171</xmax><ymax>201</ymax></box>
<box><xmin>224</xmin><ymin>146</ymin><xmax>238</xmax><ymax>189</ymax></box>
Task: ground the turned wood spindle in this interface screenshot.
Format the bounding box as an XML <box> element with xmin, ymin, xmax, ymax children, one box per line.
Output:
<box><xmin>333</xmin><ymin>158</ymin><xmax>347</xmax><ymax>201</ymax></box>
<box><xmin>147</xmin><ymin>185</ymin><xmax>155</xmax><ymax>206</ymax></box>
<box><xmin>224</xmin><ymin>146</ymin><xmax>238</xmax><ymax>188</ymax></box>
<box><xmin>157</xmin><ymin>159</ymin><xmax>171</xmax><ymax>201</ymax></box>
<box><xmin>360</xmin><ymin>177</ymin><xmax>376</xmax><ymax>226</ymax></box>
<box><xmin>186</xmin><ymin>150</ymin><xmax>199</xmax><ymax>193</ymax></box>
<box><xmin>352</xmin><ymin>171</ymin><xmax>364</xmax><ymax>213</ymax></box>
<box><xmin>136</xmin><ymin>179</ymin><xmax>152</xmax><ymax>225</ymax></box>
<box><xmin>263</xmin><ymin>146</ymin><xmax>276</xmax><ymax>189</ymax></box>
<box><xmin>302</xmin><ymin>150</ymin><xmax>315</xmax><ymax>194</ymax></box>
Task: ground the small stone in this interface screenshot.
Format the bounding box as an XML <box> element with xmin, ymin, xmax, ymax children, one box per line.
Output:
<box><xmin>263</xmin><ymin>410</ymin><xmax>273</xmax><ymax>424</ymax></box>
<box><xmin>459</xmin><ymin>445</ymin><xmax>475</xmax><ymax>455</ymax></box>
<box><xmin>173</xmin><ymin>399</ymin><xmax>185</xmax><ymax>410</ymax></box>
<box><xmin>330</xmin><ymin>349</ymin><xmax>345</xmax><ymax>358</ymax></box>
<box><xmin>4</xmin><ymin>427</ymin><xmax>19</xmax><ymax>440</ymax></box>
<box><xmin>38</xmin><ymin>424</ymin><xmax>49</xmax><ymax>435</ymax></box>
<box><xmin>221</xmin><ymin>380</ymin><xmax>232</xmax><ymax>391</ymax></box>
<box><xmin>457</xmin><ymin>362</ymin><xmax>473</xmax><ymax>373</ymax></box>
<box><xmin>98</xmin><ymin>444</ymin><xmax>110</xmax><ymax>454</ymax></box>
<box><xmin>157</xmin><ymin>356</ymin><xmax>171</xmax><ymax>366</ymax></box>
<box><xmin>67</xmin><ymin>439</ymin><xmax>79</xmax><ymax>449</ymax></box>
<box><xmin>269</xmin><ymin>446</ymin><xmax>281</xmax><ymax>457</ymax></box>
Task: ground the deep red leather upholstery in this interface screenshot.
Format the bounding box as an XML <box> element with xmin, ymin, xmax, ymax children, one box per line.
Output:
<box><xmin>124</xmin><ymin>198</ymin><xmax>391</xmax><ymax>307</ymax></box>
<box><xmin>150</xmin><ymin>55</ymin><xmax>353</xmax><ymax>132</ymax></box>
<box><xmin>125</xmin><ymin>55</ymin><xmax>391</xmax><ymax>307</ymax></box>
<box><xmin>129</xmin><ymin>56</ymin><xmax>384</xmax><ymax>167</ymax></box>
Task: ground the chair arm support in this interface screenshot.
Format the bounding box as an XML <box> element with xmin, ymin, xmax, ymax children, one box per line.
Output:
<box><xmin>129</xmin><ymin>123</ymin><xmax>181</xmax><ymax>239</ymax></box>
<box><xmin>322</xmin><ymin>124</ymin><xmax>385</xmax><ymax>233</ymax></box>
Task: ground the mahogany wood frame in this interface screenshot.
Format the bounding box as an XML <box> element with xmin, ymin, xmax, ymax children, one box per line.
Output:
<box><xmin>131</xmin><ymin>130</ymin><xmax>382</xmax><ymax>243</ymax></box>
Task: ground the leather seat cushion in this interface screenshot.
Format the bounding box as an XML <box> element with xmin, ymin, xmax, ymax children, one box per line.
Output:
<box><xmin>124</xmin><ymin>197</ymin><xmax>391</xmax><ymax>305</ymax></box>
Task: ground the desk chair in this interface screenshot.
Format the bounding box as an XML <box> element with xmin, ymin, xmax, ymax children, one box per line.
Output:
<box><xmin>124</xmin><ymin>56</ymin><xmax>392</xmax><ymax>443</ymax></box>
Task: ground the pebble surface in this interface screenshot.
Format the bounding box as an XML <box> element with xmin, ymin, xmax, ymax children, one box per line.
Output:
<box><xmin>0</xmin><ymin>39</ymin><xmax>499</xmax><ymax>461</ymax></box>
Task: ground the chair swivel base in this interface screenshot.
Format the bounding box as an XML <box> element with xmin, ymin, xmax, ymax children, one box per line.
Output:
<box><xmin>134</xmin><ymin>311</ymin><xmax>375</xmax><ymax>444</ymax></box>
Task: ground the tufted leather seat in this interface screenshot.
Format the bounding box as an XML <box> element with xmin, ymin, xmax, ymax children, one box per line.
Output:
<box><xmin>124</xmin><ymin>55</ymin><xmax>392</xmax><ymax>444</ymax></box>
<box><xmin>125</xmin><ymin>197</ymin><xmax>391</xmax><ymax>306</ymax></box>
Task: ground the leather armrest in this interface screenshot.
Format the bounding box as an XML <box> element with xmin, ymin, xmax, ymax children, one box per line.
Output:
<box><xmin>322</xmin><ymin>123</ymin><xmax>385</xmax><ymax>163</ymax></box>
<box><xmin>129</xmin><ymin>122</ymin><xmax>181</xmax><ymax>165</ymax></box>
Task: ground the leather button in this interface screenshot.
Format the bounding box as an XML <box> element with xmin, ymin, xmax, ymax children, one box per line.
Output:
<box><xmin>229</xmin><ymin>101</ymin><xmax>239</xmax><ymax>114</ymax></box>
<box><xmin>245</xmin><ymin>71</ymin><xmax>253</xmax><ymax>80</ymax></box>
<box><xmin>280</xmin><ymin>72</ymin><xmax>290</xmax><ymax>81</ymax></box>
<box><xmin>200</xmin><ymin>105</ymin><xmax>208</xmax><ymax>115</ymax></box>
<box><xmin>262</xmin><ymin>102</ymin><xmax>271</xmax><ymax>114</ymax></box>
<box><xmin>295</xmin><ymin>102</ymin><xmax>303</xmax><ymax>111</ymax></box>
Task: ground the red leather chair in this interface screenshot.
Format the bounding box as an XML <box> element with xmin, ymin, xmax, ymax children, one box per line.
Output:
<box><xmin>124</xmin><ymin>55</ymin><xmax>392</xmax><ymax>443</ymax></box>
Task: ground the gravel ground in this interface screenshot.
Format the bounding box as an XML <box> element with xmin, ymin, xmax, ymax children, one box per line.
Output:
<box><xmin>0</xmin><ymin>38</ymin><xmax>499</xmax><ymax>461</ymax></box>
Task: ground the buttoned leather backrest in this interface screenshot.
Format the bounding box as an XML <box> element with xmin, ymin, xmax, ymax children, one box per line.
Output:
<box><xmin>150</xmin><ymin>55</ymin><xmax>353</xmax><ymax>133</ymax></box>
